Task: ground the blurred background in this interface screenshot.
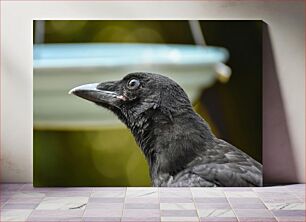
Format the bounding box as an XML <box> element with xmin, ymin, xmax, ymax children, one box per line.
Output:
<box><xmin>33</xmin><ymin>20</ymin><xmax>262</xmax><ymax>187</ymax></box>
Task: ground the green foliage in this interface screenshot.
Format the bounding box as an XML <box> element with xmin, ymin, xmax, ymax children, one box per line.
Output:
<box><xmin>41</xmin><ymin>20</ymin><xmax>194</xmax><ymax>44</ymax></box>
<box><xmin>34</xmin><ymin>128</ymin><xmax>151</xmax><ymax>187</ymax></box>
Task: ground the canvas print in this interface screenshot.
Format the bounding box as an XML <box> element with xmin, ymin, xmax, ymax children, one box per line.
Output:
<box><xmin>33</xmin><ymin>20</ymin><xmax>262</xmax><ymax>187</ymax></box>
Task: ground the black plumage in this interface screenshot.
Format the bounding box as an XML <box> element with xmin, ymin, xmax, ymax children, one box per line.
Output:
<box><xmin>69</xmin><ymin>72</ymin><xmax>262</xmax><ymax>187</ymax></box>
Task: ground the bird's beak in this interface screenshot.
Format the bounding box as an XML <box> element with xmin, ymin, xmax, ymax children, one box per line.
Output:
<box><xmin>69</xmin><ymin>83</ymin><xmax>125</xmax><ymax>107</ymax></box>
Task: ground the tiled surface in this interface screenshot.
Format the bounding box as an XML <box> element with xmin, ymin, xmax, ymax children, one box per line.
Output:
<box><xmin>0</xmin><ymin>184</ymin><xmax>304</xmax><ymax>222</ymax></box>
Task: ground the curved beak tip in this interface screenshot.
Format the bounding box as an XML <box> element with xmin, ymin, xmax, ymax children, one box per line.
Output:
<box><xmin>68</xmin><ymin>83</ymin><xmax>99</xmax><ymax>96</ymax></box>
<box><xmin>68</xmin><ymin>89</ymin><xmax>75</xmax><ymax>95</ymax></box>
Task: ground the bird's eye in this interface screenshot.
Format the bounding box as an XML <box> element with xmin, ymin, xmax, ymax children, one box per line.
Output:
<box><xmin>127</xmin><ymin>79</ymin><xmax>140</xmax><ymax>90</ymax></box>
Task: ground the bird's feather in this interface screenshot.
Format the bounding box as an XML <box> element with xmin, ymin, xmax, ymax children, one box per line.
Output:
<box><xmin>70</xmin><ymin>72</ymin><xmax>263</xmax><ymax>187</ymax></box>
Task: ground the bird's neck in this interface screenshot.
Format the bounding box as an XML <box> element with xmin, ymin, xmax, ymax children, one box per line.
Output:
<box><xmin>127</xmin><ymin>109</ymin><xmax>215</xmax><ymax>185</ymax></box>
<box><xmin>127</xmin><ymin>110</ymin><xmax>157</xmax><ymax>167</ymax></box>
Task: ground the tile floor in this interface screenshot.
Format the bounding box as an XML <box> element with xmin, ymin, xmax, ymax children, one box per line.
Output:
<box><xmin>0</xmin><ymin>184</ymin><xmax>305</xmax><ymax>222</ymax></box>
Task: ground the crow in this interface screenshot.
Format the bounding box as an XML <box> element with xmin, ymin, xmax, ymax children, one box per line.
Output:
<box><xmin>69</xmin><ymin>72</ymin><xmax>262</xmax><ymax>187</ymax></box>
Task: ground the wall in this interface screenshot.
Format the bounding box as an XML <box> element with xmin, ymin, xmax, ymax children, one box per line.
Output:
<box><xmin>1</xmin><ymin>1</ymin><xmax>305</xmax><ymax>183</ymax></box>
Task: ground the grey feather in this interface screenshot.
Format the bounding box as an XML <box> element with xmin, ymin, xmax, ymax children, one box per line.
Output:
<box><xmin>70</xmin><ymin>72</ymin><xmax>263</xmax><ymax>187</ymax></box>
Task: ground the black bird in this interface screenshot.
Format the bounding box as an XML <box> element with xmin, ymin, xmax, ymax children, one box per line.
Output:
<box><xmin>69</xmin><ymin>72</ymin><xmax>262</xmax><ymax>187</ymax></box>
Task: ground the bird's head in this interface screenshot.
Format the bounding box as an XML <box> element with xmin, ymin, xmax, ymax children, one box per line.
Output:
<box><xmin>69</xmin><ymin>72</ymin><xmax>192</xmax><ymax>127</ymax></box>
<box><xmin>70</xmin><ymin>72</ymin><xmax>212</xmax><ymax>178</ymax></box>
